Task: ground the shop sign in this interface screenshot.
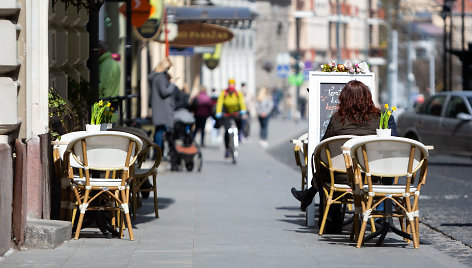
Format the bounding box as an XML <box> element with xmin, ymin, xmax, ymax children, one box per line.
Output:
<box><xmin>164</xmin><ymin>23</ymin><xmax>233</xmax><ymax>47</ymax></box>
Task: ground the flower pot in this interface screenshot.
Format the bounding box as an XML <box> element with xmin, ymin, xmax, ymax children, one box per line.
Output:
<box><xmin>86</xmin><ymin>124</ymin><xmax>107</xmax><ymax>132</ymax></box>
<box><xmin>376</xmin><ymin>128</ymin><xmax>391</xmax><ymax>138</ymax></box>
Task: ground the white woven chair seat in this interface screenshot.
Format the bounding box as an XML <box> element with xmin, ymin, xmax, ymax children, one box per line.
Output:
<box><xmin>363</xmin><ymin>184</ymin><xmax>417</xmax><ymax>194</ymax></box>
<box><xmin>73</xmin><ymin>177</ymin><xmax>124</xmax><ymax>187</ymax></box>
<box><xmin>333</xmin><ymin>183</ymin><xmax>352</xmax><ymax>189</ymax></box>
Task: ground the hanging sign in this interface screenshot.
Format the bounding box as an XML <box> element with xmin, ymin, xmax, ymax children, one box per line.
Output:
<box><xmin>132</xmin><ymin>0</ymin><xmax>165</xmax><ymax>40</ymax></box>
<box><xmin>120</xmin><ymin>0</ymin><xmax>153</xmax><ymax>28</ymax></box>
<box><xmin>159</xmin><ymin>22</ymin><xmax>233</xmax><ymax>47</ymax></box>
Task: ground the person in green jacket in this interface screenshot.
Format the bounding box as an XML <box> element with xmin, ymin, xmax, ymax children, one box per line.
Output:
<box><xmin>98</xmin><ymin>41</ymin><xmax>120</xmax><ymax>99</ymax></box>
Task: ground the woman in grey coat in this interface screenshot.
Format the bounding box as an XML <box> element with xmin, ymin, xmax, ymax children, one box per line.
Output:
<box><xmin>149</xmin><ymin>58</ymin><xmax>178</xmax><ymax>154</ymax></box>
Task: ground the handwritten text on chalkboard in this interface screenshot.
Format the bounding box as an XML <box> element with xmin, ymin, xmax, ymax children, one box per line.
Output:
<box><xmin>319</xmin><ymin>83</ymin><xmax>345</xmax><ymax>139</ymax></box>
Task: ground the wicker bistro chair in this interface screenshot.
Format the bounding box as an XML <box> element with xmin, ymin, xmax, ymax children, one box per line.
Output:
<box><xmin>111</xmin><ymin>126</ymin><xmax>162</xmax><ymax>219</ymax></box>
<box><xmin>346</xmin><ymin>136</ymin><xmax>429</xmax><ymax>248</ymax></box>
<box><xmin>313</xmin><ymin>135</ymin><xmax>357</xmax><ymax>236</ymax></box>
<box><xmin>53</xmin><ymin>131</ymin><xmax>91</xmax><ymax>221</ymax></box>
<box><xmin>62</xmin><ymin>131</ymin><xmax>142</xmax><ymax>240</ymax></box>
<box><xmin>292</xmin><ymin>133</ymin><xmax>308</xmax><ymax>190</ymax></box>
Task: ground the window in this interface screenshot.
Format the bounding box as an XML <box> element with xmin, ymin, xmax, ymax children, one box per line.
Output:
<box><xmin>445</xmin><ymin>96</ymin><xmax>470</xmax><ymax>118</ymax></box>
<box><xmin>421</xmin><ymin>95</ymin><xmax>446</xmax><ymax>116</ymax></box>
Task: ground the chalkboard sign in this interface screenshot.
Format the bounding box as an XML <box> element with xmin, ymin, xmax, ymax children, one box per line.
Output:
<box><xmin>307</xmin><ymin>72</ymin><xmax>376</xmax><ymax>180</ymax></box>
<box><xmin>319</xmin><ymin>83</ymin><xmax>344</xmax><ymax>139</ymax></box>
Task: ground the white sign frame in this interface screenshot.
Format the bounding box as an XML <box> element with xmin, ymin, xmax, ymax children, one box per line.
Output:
<box><xmin>307</xmin><ymin>71</ymin><xmax>376</xmax><ymax>182</ymax></box>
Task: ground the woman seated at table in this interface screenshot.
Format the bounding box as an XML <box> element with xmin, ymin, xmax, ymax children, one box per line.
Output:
<box><xmin>291</xmin><ymin>80</ymin><xmax>398</xmax><ymax>233</ymax></box>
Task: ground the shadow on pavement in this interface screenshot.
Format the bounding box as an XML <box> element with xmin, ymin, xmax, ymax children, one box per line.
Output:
<box><xmin>441</xmin><ymin>223</ymin><xmax>472</xmax><ymax>227</ymax></box>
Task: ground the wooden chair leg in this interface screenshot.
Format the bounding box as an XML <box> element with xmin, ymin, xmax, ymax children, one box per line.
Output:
<box><xmin>119</xmin><ymin>211</ymin><xmax>124</xmax><ymax>238</ymax></box>
<box><xmin>370</xmin><ymin>218</ymin><xmax>376</xmax><ymax>233</ymax></box>
<box><xmin>356</xmin><ymin>220</ymin><xmax>368</xmax><ymax>248</ymax></box>
<box><xmin>318</xmin><ymin>196</ymin><xmax>332</xmax><ymax>235</ymax></box>
<box><xmin>131</xmin><ymin>180</ymin><xmax>138</xmax><ymax>220</ymax></box>
<box><xmin>74</xmin><ymin>189</ymin><xmax>90</xmax><ymax>240</ymax></box>
<box><xmin>350</xmin><ymin>213</ymin><xmax>359</xmax><ymax>241</ymax></box>
<box><xmin>357</xmin><ymin>197</ymin><xmax>373</xmax><ymax>248</ymax></box>
<box><xmin>404</xmin><ymin>198</ymin><xmax>419</xmax><ymax>248</ymax></box>
<box><xmin>152</xmin><ymin>172</ymin><xmax>159</xmax><ymax>218</ymax></box>
<box><xmin>121</xmin><ymin>188</ymin><xmax>134</xmax><ymax>240</ymax></box>
<box><xmin>70</xmin><ymin>202</ymin><xmax>77</xmax><ymax>226</ymax></box>
<box><xmin>399</xmin><ymin>218</ymin><xmax>409</xmax><ymax>243</ymax></box>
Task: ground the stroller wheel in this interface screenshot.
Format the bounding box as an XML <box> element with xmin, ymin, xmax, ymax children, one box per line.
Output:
<box><xmin>196</xmin><ymin>152</ymin><xmax>202</xmax><ymax>172</ymax></box>
<box><xmin>185</xmin><ymin>161</ymin><xmax>194</xmax><ymax>171</ymax></box>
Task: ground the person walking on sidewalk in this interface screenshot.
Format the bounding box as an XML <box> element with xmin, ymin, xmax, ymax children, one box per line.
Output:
<box><xmin>291</xmin><ymin>80</ymin><xmax>398</xmax><ymax>233</ymax></box>
<box><xmin>255</xmin><ymin>86</ymin><xmax>273</xmax><ymax>148</ymax></box>
<box><xmin>215</xmin><ymin>78</ymin><xmax>248</xmax><ymax>158</ymax></box>
<box><xmin>191</xmin><ymin>85</ymin><xmax>213</xmax><ymax>147</ymax></box>
<box><xmin>148</xmin><ymin>58</ymin><xmax>178</xmax><ymax>157</ymax></box>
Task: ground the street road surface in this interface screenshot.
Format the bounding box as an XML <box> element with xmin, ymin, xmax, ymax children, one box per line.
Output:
<box><xmin>270</xmin><ymin>138</ymin><xmax>472</xmax><ymax>265</ymax></box>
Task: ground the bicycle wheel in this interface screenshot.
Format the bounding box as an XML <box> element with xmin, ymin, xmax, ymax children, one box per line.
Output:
<box><xmin>230</xmin><ymin>129</ymin><xmax>238</xmax><ymax>164</ymax></box>
<box><xmin>227</xmin><ymin>131</ymin><xmax>236</xmax><ymax>164</ymax></box>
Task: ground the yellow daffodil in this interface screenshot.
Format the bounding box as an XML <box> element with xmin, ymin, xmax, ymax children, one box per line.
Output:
<box><xmin>380</xmin><ymin>104</ymin><xmax>396</xmax><ymax>129</ymax></box>
<box><xmin>91</xmin><ymin>100</ymin><xmax>113</xmax><ymax>125</ymax></box>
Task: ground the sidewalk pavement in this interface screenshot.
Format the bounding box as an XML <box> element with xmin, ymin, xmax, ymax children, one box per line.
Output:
<box><xmin>0</xmin><ymin>118</ymin><xmax>467</xmax><ymax>267</ymax></box>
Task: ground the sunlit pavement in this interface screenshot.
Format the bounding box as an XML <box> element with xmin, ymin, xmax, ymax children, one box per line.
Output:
<box><xmin>0</xmin><ymin>117</ymin><xmax>469</xmax><ymax>267</ymax></box>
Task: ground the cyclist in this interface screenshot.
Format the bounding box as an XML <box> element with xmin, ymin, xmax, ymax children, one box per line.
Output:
<box><xmin>215</xmin><ymin>78</ymin><xmax>248</xmax><ymax>158</ymax></box>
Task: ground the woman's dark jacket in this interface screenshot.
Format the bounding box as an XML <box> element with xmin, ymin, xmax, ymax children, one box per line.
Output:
<box><xmin>318</xmin><ymin>113</ymin><xmax>398</xmax><ymax>184</ymax></box>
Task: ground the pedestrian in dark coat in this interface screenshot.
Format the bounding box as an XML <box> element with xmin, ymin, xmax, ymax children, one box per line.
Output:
<box><xmin>191</xmin><ymin>85</ymin><xmax>213</xmax><ymax>146</ymax></box>
<box><xmin>149</xmin><ymin>58</ymin><xmax>178</xmax><ymax>154</ymax></box>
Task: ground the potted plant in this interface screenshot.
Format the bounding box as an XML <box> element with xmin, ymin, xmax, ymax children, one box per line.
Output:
<box><xmin>86</xmin><ymin>100</ymin><xmax>113</xmax><ymax>132</ymax></box>
<box><xmin>48</xmin><ymin>87</ymin><xmax>80</xmax><ymax>140</ymax></box>
<box><xmin>377</xmin><ymin>104</ymin><xmax>396</xmax><ymax>137</ymax></box>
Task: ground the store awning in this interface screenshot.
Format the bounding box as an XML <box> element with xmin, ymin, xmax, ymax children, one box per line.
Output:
<box><xmin>166</xmin><ymin>6</ymin><xmax>254</xmax><ymax>25</ymax></box>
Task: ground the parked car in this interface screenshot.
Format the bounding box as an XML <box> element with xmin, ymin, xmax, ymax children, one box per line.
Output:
<box><xmin>397</xmin><ymin>91</ymin><xmax>472</xmax><ymax>157</ymax></box>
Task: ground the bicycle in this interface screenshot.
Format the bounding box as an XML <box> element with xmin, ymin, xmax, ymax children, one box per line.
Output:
<box><xmin>222</xmin><ymin>112</ymin><xmax>240</xmax><ymax>164</ymax></box>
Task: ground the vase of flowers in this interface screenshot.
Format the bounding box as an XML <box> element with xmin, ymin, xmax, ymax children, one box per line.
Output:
<box><xmin>86</xmin><ymin>100</ymin><xmax>113</xmax><ymax>132</ymax></box>
<box><xmin>377</xmin><ymin>104</ymin><xmax>396</xmax><ymax>137</ymax></box>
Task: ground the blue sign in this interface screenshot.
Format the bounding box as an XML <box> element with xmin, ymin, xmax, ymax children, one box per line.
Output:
<box><xmin>276</xmin><ymin>65</ymin><xmax>290</xmax><ymax>78</ymax></box>
<box><xmin>170</xmin><ymin>47</ymin><xmax>194</xmax><ymax>56</ymax></box>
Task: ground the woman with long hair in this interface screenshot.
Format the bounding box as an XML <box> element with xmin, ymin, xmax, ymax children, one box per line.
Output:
<box><xmin>291</xmin><ymin>80</ymin><xmax>397</xmax><ymax>233</ymax></box>
<box><xmin>322</xmin><ymin>80</ymin><xmax>397</xmax><ymax>138</ymax></box>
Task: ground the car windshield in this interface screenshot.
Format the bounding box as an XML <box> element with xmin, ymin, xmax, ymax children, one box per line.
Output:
<box><xmin>468</xmin><ymin>96</ymin><xmax>472</xmax><ymax>108</ymax></box>
<box><xmin>420</xmin><ymin>95</ymin><xmax>447</xmax><ymax>116</ymax></box>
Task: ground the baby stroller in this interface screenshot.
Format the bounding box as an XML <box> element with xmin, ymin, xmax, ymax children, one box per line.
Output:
<box><xmin>167</xmin><ymin>108</ymin><xmax>202</xmax><ymax>171</ymax></box>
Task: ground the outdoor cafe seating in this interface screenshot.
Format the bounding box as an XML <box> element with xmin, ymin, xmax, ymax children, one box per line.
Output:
<box><xmin>111</xmin><ymin>126</ymin><xmax>163</xmax><ymax>220</ymax></box>
<box><xmin>59</xmin><ymin>131</ymin><xmax>142</xmax><ymax>240</ymax></box>
<box><xmin>291</xmin><ymin>133</ymin><xmax>309</xmax><ymax>190</ymax></box>
<box><xmin>312</xmin><ymin>135</ymin><xmax>359</xmax><ymax>237</ymax></box>
<box><xmin>341</xmin><ymin>136</ymin><xmax>429</xmax><ymax>248</ymax></box>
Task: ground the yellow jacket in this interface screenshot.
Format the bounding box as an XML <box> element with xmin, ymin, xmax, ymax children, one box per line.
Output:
<box><xmin>215</xmin><ymin>89</ymin><xmax>247</xmax><ymax>115</ymax></box>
